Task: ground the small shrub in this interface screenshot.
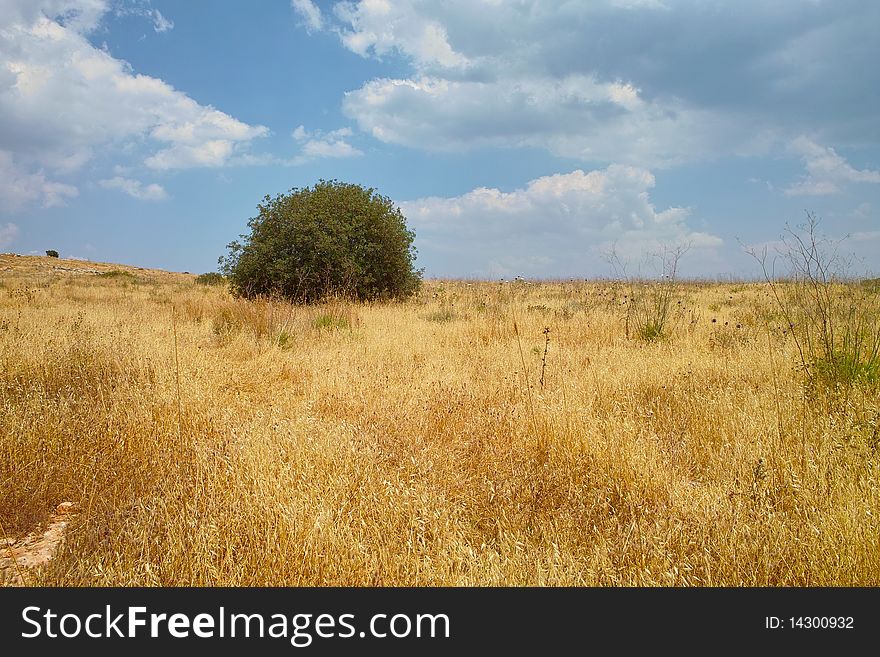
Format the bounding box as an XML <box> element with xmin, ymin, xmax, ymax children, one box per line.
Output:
<box><xmin>99</xmin><ymin>270</ymin><xmax>135</xmax><ymax>279</ymax></box>
<box><xmin>636</xmin><ymin>316</ymin><xmax>665</xmax><ymax>342</ymax></box>
<box><xmin>749</xmin><ymin>213</ymin><xmax>880</xmax><ymax>392</ymax></box>
<box><xmin>607</xmin><ymin>244</ymin><xmax>689</xmax><ymax>342</ymax></box>
<box><xmin>46</xmin><ymin>250</ymin><xmax>59</xmax><ymax>258</ymax></box>
<box><xmin>195</xmin><ymin>272</ymin><xmax>226</xmax><ymax>286</ymax></box>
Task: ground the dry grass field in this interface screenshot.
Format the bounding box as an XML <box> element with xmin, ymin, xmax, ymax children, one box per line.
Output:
<box><xmin>2</xmin><ymin>253</ymin><xmax>879</xmax><ymax>586</ymax></box>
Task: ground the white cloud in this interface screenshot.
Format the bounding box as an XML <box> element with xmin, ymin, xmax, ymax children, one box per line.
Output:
<box><xmin>301</xmin><ymin>139</ymin><xmax>361</xmax><ymax>159</ymax></box>
<box><xmin>3</xmin><ymin>0</ymin><xmax>109</xmax><ymax>34</ymax></box>
<box><xmin>292</xmin><ymin>124</ymin><xmax>308</xmax><ymax>141</ymax></box>
<box><xmin>99</xmin><ymin>176</ymin><xmax>168</xmax><ymax>201</ymax></box>
<box><xmin>784</xmin><ymin>137</ymin><xmax>880</xmax><ymax>196</ymax></box>
<box><xmin>0</xmin><ymin>150</ymin><xmax>78</xmax><ymax>209</ymax></box>
<box><xmin>783</xmin><ymin>180</ymin><xmax>839</xmax><ymax>197</ymax></box>
<box><xmin>611</xmin><ymin>0</ymin><xmax>668</xmax><ymax>8</ymax></box>
<box><xmin>290</xmin><ymin>125</ymin><xmax>362</xmax><ymax>164</ymax></box>
<box><xmin>748</xmin><ymin>177</ymin><xmax>776</xmax><ymax>192</ymax></box>
<box><xmin>41</xmin><ymin>180</ymin><xmax>80</xmax><ymax>207</ymax></box>
<box><xmin>850</xmin><ymin>231</ymin><xmax>880</xmax><ymax>243</ymax></box>
<box><xmin>344</xmin><ymin>74</ymin><xmax>725</xmax><ymax>167</ymax></box>
<box><xmin>332</xmin><ymin>0</ymin><xmax>468</xmax><ymax>70</ymax></box>
<box><xmin>306</xmin><ymin>1</ymin><xmax>880</xmax><ymax>167</ymax></box>
<box><xmin>145</xmin><ymin>140</ymin><xmax>235</xmax><ymax>170</ymax></box>
<box><xmin>112</xmin><ymin>2</ymin><xmax>174</xmax><ymax>33</ymax></box>
<box><xmin>852</xmin><ymin>202</ymin><xmax>872</xmax><ymax>220</ymax></box>
<box><xmin>0</xmin><ymin>0</ymin><xmax>266</xmax><ymax>206</ymax></box>
<box><xmin>151</xmin><ymin>9</ymin><xmax>173</xmax><ymax>33</ymax></box>
<box><xmin>328</xmin><ymin>4</ymin><xmax>757</xmax><ymax>167</ymax></box>
<box><xmin>0</xmin><ymin>222</ymin><xmax>20</xmax><ymax>249</ymax></box>
<box><xmin>291</xmin><ymin>0</ymin><xmax>323</xmax><ymax>32</ymax></box>
<box><xmin>400</xmin><ymin>165</ymin><xmax>722</xmax><ymax>277</ymax></box>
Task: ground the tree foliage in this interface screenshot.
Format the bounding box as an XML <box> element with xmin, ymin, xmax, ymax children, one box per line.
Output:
<box><xmin>220</xmin><ymin>180</ymin><xmax>421</xmax><ymax>302</ymax></box>
<box><xmin>195</xmin><ymin>272</ymin><xmax>226</xmax><ymax>286</ymax></box>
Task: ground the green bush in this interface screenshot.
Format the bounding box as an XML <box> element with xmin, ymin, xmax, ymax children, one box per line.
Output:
<box><xmin>195</xmin><ymin>272</ymin><xmax>226</xmax><ymax>286</ymax></box>
<box><xmin>46</xmin><ymin>250</ymin><xmax>59</xmax><ymax>258</ymax></box>
<box><xmin>220</xmin><ymin>180</ymin><xmax>422</xmax><ymax>303</ymax></box>
<box><xmin>98</xmin><ymin>270</ymin><xmax>135</xmax><ymax>279</ymax></box>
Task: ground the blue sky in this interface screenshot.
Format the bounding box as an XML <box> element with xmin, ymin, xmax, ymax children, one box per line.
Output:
<box><xmin>1</xmin><ymin>0</ymin><xmax>878</xmax><ymax>279</ymax></box>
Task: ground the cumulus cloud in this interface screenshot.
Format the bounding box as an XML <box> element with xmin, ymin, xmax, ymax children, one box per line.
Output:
<box><xmin>0</xmin><ymin>0</ymin><xmax>266</xmax><ymax>207</ymax></box>
<box><xmin>41</xmin><ymin>181</ymin><xmax>80</xmax><ymax>207</ymax></box>
<box><xmin>400</xmin><ymin>165</ymin><xmax>721</xmax><ymax>278</ymax></box>
<box><xmin>290</xmin><ymin>125</ymin><xmax>362</xmax><ymax>163</ymax></box>
<box><xmin>145</xmin><ymin>140</ymin><xmax>236</xmax><ymax>170</ymax></box>
<box><xmin>291</xmin><ymin>0</ymin><xmax>323</xmax><ymax>32</ymax></box>
<box><xmin>0</xmin><ymin>150</ymin><xmax>78</xmax><ymax>209</ymax></box>
<box><xmin>99</xmin><ymin>176</ymin><xmax>168</xmax><ymax>201</ymax></box>
<box><xmin>331</xmin><ymin>0</ymin><xmax>468</xmax><ymax>70</ymax></box>
<box><xmin>302</xmin><ymin>1</ymin><xmax>880</xmax><ymax>167</ymax></box>
<box><xmin>2</xmin><ymin>0</ymin><xmax>109</xmax><ymax>34</ymax></box>
<box><xmin>0</xmin><ymin>222</ymin><xmax>20</xmax><ymax>249</ymax></box>
<box><xmin>784</xmin><ymin>137</ymin><xmax>880</xmax><ymax>196</ymax></box>
<box><xmin>344</xmin><ymin>74</ymin><xmax>723</xmax><ymax>167</ymax></box>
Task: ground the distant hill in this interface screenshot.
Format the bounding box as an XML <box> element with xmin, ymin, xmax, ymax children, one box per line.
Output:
<box><xmin>0</xmin><ymin>253</ymin><xmax>194</xmax><ymax>283</ymax></box>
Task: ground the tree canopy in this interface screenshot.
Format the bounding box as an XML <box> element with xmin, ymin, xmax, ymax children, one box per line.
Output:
<box><xmin>220</xmin><ymin>180</ymin><xmax>421</xmax><ymax>302</ymax></box>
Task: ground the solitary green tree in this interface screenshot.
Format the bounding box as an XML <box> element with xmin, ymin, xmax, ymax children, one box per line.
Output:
<box><xmin>220</xmin><ymin>180</ymin><xmax>421</xmax><ymax>302</ymax></box>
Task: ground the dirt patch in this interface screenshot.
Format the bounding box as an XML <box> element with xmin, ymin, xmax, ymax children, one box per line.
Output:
<box><xmin>1</xmin><ymin>502</ymin><xmax>77</xmax><ymax>586</ymax></box>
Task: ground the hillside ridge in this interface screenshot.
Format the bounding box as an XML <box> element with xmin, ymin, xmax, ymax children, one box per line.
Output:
<box><xmin>0</xmin><ymin>253</ymin><xmax>193</xmax><ymax>282</ymax></box>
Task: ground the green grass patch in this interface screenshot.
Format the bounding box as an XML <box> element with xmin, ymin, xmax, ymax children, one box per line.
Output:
<box><xmin>312</xmin><ymin>314</ymin><xmax>350</xmax><ymax>331</ymax></box>
<box><xmin>423</xmin><ymin>310</ymin><xmax>458</xmax><ymax>323</ymax></box>
<box><xmin>98</xmin><ymin>270</ymin><xmax>136</xmax><ymax>280</ymax></box>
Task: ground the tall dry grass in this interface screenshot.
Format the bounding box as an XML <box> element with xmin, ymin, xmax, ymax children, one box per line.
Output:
<box><xmin>1</xmin><ymin>256</ymin><xmax>878</xmax><ymax>585</ymax></box>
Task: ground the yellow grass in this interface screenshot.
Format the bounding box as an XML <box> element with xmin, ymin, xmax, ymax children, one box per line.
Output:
<box><xmin>1</xmin><ymin>254</ymin><xmax>878</xmax><ymax>585</ymax></box>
